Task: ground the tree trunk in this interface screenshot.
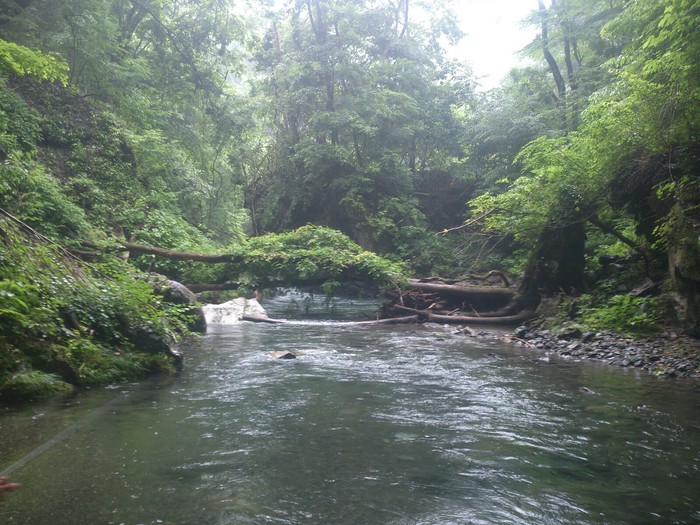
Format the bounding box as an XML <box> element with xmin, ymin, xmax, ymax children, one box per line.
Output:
<box><xmin>391</xmin><ymin>304</ymin><xmax>535</xmax><ymax>325</ymax></box>
<box><xmin>405</xmin><ymin>279</ymin><xmax>514</xmax><ymax>302</ymax></box>
<box><xmin>539</xmin><ymin>0</ymin><xmax>566</xmax><ymax>100</ymax></box>
<box><xmin>81</xmin><ymin>240</ymin><xmax>242</xmax><ymax>264</ymax></box>
<box><xmin>520</xmin><ymin>220</ymin><xmax>587</xmax><ymax>299</ymax></box>
<box><xmin>667</xmin><ymin>200</ymin><xmax>700</xmax><ymax>336</ymax></box>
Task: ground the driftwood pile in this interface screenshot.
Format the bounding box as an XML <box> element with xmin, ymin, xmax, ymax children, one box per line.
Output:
<box><xmin>242</xmin><ymin>275</ymin><xmax>536</xmax><ymax>327</ymax></box>
<box><xmin>381</xmin><ymin>277</ymin><xmax>535</xmax><ymax>325</ymax></box>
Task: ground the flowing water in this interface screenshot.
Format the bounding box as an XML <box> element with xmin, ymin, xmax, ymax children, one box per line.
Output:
<box><xmin>1</xmin><ymin>293</ymin><xmax>700</xmax><ymax>524</ymax></box>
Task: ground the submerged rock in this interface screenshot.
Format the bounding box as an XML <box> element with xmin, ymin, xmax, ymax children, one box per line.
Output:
<box><xmin>202</xmin><ymin>298</ymin><xmax>267</xmax><ymax>325</ymax></box>
<box><xmin>269</xmin><ymin>351</ymin><xmax>297</xmax><ymax>360</ymax></box>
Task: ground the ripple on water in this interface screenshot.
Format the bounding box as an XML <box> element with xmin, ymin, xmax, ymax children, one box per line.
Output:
<box><xmin>2</xmin><ymin>310</ymin><xmax>700</xmax><ymax>525</ymax></box>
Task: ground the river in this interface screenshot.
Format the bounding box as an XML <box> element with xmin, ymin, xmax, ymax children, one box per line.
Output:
<box><xmin>1</xmin><ymin>293</ymin><xmax>699</xmax><ymax>524</ymax></box>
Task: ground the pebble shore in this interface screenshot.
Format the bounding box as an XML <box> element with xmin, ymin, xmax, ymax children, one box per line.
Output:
<box><xmin>508</xmin><ymin>326</ymin><xmax>700</xmax><ymax>379</ymax></box>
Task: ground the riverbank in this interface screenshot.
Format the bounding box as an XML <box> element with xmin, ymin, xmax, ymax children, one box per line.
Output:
<box><xmin>493</xmin><ymin>326</ymin><xmax>700</xmax><ymax>379</ymax></box>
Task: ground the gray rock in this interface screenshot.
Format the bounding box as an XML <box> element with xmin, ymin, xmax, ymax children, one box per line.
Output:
<box><xmin>155</xmin><ymin>279</ymin><xmax>207</xmax><ymax>333</ymax></box>
<box><xmin>557</xmin><ymin>326</ymin><xmax>583</xmax><ymax>340</ymax></box>
<box><xmin>126</xmin><ymin>325</ymin><xmax>172</xmax><ymax>355</ymax></box>
<box><xmin>581</xmin><ymin>331</ymin><xmax>596</xmax><ymax>343</ymax></box>
<box><xmin>270</xmin><ymin>351</ymin><xmax>297</xmax><ymax>360</ymax></box>
<box><xmin>514</xmin><ymin>325</ymin><xmax>529</xmax><ymax>339</ymax></box>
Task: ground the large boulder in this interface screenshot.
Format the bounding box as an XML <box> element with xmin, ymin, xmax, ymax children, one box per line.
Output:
<box><xmin>118</xmin><ymin>317</ymin><xmax>183</xmax><ymax>370</ymax></box>
<box><xmin>155</xmin><ymin>279</ymin><xmax>207</xmax><ymax>333</ymax></box>
<box><xmin>125</xmin><ymin>324</ymin><xmax>172</xmax><ymax>354</ymax></box>
<box><xmin>202</xmin><ymin>298</ymin><xmax>267</xmax><ymax>325</ymax></box>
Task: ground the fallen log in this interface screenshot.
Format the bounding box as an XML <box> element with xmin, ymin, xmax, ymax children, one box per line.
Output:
<box><xmin>79</xmin><ymin>240</ymin><xmax>241</xmax><ymax>263</ymax></box>
<box><xmin>241</xmin><ymin>314</ymin><xmax>419</xmax><ymax>326</ymax></box>
<box><xmin>185</xmin><ymin>282</ymin><xmax>241</xmax><ymax>293</ymax></box>
<box><xmin>405</xmin><ymin>279</ymin><xmax>513</xmax><ymax>301</ymax></box>
<box><xmin>390</xmin><ymin>304</ymin><xmax>534</xmax><ymax>325</ymax></box>
<box><xmin>422</xmin><ymin>310</ymin><xmax>535</xmax><ymax>325</ymax></box>
<box><xmin>121</xmin><ymin>242</ymin><xmax>240</xmax><ymax>263</ymax></box>
<box><xmin>400</xmin><ymin>278</ymin><xmax>515</xmax><ymax>314</ymax></box>
<box><xmin>346</xmin><ymin>315</ymin><xmax>419</xmax><ymax>325</ymax></box>
<box><xmin>414</xmin><ymin>270</ymin><xmax>510</xmax><ymax>288</ymax></box>
<box><xmin>241</xmin><ymin>314</ymin><xmax>287</xmax><ymax>324</ymax></box>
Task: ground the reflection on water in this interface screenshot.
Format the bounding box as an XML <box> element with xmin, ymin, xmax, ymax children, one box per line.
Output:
<box><xmin>1</xmin><ymin>295</ymin><xmax>700</xmax><ymax>524</ymax></box>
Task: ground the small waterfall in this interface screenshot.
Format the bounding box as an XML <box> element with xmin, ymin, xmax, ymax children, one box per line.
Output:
<box><xmin>202</xmin><ymin>298</ymin><xmax>267</xmax><ymax>324</ymax></box>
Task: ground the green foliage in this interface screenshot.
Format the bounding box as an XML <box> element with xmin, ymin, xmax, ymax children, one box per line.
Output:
<box><xmin>253</xmin><ymin>0</ymin><xmax>470</xmax><ymax>252</ymax></box>
<box><xmin>228</xmin><ymin>225</ymin><xmax>406</xmax><ymax>290</ymax></box>
<box><xmin>0</xmin><ymin>371</ymin><xmax>73</xmax><ymax>401</ymax></box>
<box><xmin>653</xmin><ymin>177</ymin><xmax>700</xmax><ymax>251</ymax></box>
<box><xmin>572</xmin><ymin>294</ymin><xmax>664</xmax><ymax>335</ymax></box>
<box><xmin>0</xmin><ymin>38</ymin><xmax>68</xmax><ymax>83</ymax></box>
<box><xmin>0</xmin><ymin>78</ymin><xmax>40</xmax><ymax>151</ymax></box>
<box><xmin>465</xmin><ymin>68</ymin><xmax>564</xmax><ymax>191</ymax></box>
<box><xmin>0</xmin><ymin>0</ymin><xmax>253</xmax><ymax>243</ymax></box>
<box><xmin>583</xmin><ymin>226</ymin><xmax>636</xmax><ymax>280</ymax></box>
<box><xmin>50</xmin><ymin>338</ymin><xmax>163</xmax><ymax>387</ymax></box>
<box><xmin>468</xmin><ymin>0</ymin><xmax>699</xmax><ymax>279</ymax></box>
<box><xmin>130</xmin><ymin>208</ymin><xmax>222</xmax><ymax>284</ymax></box>
<box><xmin>1</xmin><ymin>0</ymin><xmax>696</xmax><ymax>351</ymax></box>
<box><xmin>0</xmin><ymin>154</ymin><xmax>89</xmax><ymax>239</ymax></box>
<box><xmin>0</xmin><ymin>216</ymin><xmax>186</xmax><ymax>400</ymax></box>
<box><xmin>0</xmin><ymin>278</ymin><xmax>36</xmax><ymax>332</ymax></box>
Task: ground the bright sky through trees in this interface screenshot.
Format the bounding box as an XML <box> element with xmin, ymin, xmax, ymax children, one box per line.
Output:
<box><xmin>262</xmin><ymin>0</ymin><xmax>540</xmax><ymax>91</ymax></box>
<box><xmin>451</xmin><ymin>0</ymin><xmax>538</xmax><ymax>89</ymax></box>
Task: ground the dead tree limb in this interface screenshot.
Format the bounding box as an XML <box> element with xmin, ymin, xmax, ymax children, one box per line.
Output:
<box><xmin>241</xmin><ymin>314</ymin><xmax>286</xmax><ymax>324</ymax></box>
<box><xmin>241</xmin><ymin>314</ymin><xmax>419</xmax><ymax>326</ymax></box>
<box><xmin>121</xmin><ymin>242</ymin><xmax>240</xmax><ymax>263</ymax></box>
<box><xmin>464</xmin><ymin>270</ymin><xmax>510</xmax><ymax>288</ymax></box>
<box><xmin>184</xmin><ymin>282</ymin><xmax>241</xmax><ymax>293</ymax></box>
<box><xmin>437</xmin><ymin>210</ymin><xmax>494</xmax><ymax>236</ymax></box>
<box><xmin>79</xmin><ymin>239</ymin><xmax>241</xmax><ymax>263</ymax></box>
<box><xmin>405</xmin><ymin>279</ymin><xmax>514</xmax><ymax>301</ymax></box>
<box><xmin>587</xmin><ymin>213</ymin><xmax>650</xmax><ymax>274</ymax></box>
<box><xmin>391</xmin><ymin>304</ymin><xmax>534</xmax><ymax>325</ymax></box>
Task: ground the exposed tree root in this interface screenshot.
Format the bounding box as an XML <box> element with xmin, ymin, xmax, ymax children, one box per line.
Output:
<box><xmin>381</xmin><ymin>277</ymin><xmax>536</xmax><ymax>326</ymax></box>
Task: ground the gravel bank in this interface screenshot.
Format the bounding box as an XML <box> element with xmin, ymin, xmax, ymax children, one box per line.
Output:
<box><xmin>508</xmin><ymin>326</ymin><xmax>700</xmax><ymax>379</ymax></box>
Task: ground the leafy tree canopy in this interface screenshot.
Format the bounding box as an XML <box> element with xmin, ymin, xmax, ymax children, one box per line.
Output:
<box><xmin>231</xmin><ymin>225</ymin><xmax>406</xmax><ymax>290</ymax></box>
<box><xmin>0</xmin><ymin>38</ymin><xmax>68</xmax><ymax>83</ymax></box>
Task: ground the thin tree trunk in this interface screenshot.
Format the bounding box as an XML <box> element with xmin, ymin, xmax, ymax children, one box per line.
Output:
<box><xmin>539</xmin><ymin>0</ymin><xmax>566</xmax><ymax>100</ymax></box>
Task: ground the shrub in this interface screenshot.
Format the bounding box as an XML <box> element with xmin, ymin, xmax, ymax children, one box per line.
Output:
<box><xmin>0</xmin><ymin>216</ymin><xmax>187</xmax><ymax>400</ymax></box>
<box><xmin>0</xmin><ymin>371</ymin><xmax>73</xmax><ymax>401</ymax></box>
<box><xmin>574</xmin><ymin>293</ymin><xmax>664</xmax><ymax>334</ymax></box>
<box><xmin>229</xmin><ymin>225</ymin><xmax>406</xmax><ymax>290</ymax></box>
<box><xmin>0</xmin><ymin>78</ymin><xmax>40</xmax><ymax>151</ymax></box>
<box><xmin>0</xmin><ymin>155</ymin><xmax>89</xmax><ymax>239</ymax></box>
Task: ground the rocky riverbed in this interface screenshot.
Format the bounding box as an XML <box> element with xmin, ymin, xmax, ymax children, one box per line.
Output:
<box><xmin>506</xmin><ymin>326</ymin><xmax>700</xmax><ymax>379</ymax></box>
<box><xmin>450</xmin><ymin>323</ymin><xmax>700</xmax><ymax>379</ymax></box>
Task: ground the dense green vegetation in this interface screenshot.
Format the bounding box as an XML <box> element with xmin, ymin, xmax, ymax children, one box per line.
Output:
<box><xmin>1</xmin><ymin>0</ymin><xmax>698</xmax><ymax>398</ymax></box>
<box><xmin>0</xmin><ymin>212</ymin><xmax>181</xmax><ymax>399</ymax></box>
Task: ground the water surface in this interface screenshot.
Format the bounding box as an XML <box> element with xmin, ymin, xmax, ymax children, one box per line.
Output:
<box><xmin>1</xmin><ymin>295</ymin><xmax>699</xmax><ymax>524</ymax></box>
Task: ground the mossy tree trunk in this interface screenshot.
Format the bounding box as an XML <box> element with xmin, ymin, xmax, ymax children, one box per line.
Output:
<box><xmin>516</xmin><ymin>219</ymin><xmax>587</xmax><ymax>309</ymax></box>
<box><xmin>667</xmin><ymin>196</ymin><xmax>700</xmax><ymax>336</ymax></box>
